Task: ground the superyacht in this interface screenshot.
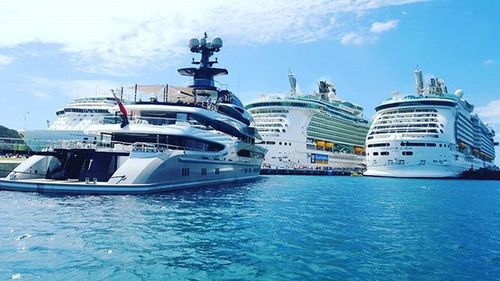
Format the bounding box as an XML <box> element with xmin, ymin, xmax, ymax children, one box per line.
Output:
<box><xmin>245</xmin><ymin>73</ymin><xmax>370</xmax><ymax>170</ymax></box>
<box><xmin>364</xmin><ymin>69</ymin><xmax>497</xmax><ymax>178</ymax></box>
<box><xmin>0</xmin><ymin>33</ymin><xmax>266</xmax><ymax>194</ymax></box>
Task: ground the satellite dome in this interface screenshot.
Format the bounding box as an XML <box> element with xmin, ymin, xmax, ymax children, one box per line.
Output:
<box><xmin>189</xmin><ymin>38</ymin><xmax>199</xmax><ymax>49</ymax></box>
<box><xmin>211</xmin><ymin>37</ymin><xmax>223</xmax><ymax>48</ymax></box>
<box><xmin>455</xmin><ymin>89</ymin><xmax>464</xmax><ymax>98</ymax></box>
<box><xmin>199</xmin><ymin>37</ymin><xmax>207</xmax><ymax>46</ymax></box>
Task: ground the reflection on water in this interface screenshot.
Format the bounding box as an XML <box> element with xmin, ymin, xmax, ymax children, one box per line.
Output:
<box><xmin>1</xmin><ymin>176</ymin><xmax>499</xmax><ymax>280</ymax></box>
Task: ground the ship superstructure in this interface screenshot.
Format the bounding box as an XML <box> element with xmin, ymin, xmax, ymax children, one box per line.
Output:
<box><xmin>246</xmin><ymin>73</ymin><xmax>370</xmax><ymax>170</ymax></box>
<box><xmin>19</xmin><ymin>96</ymin><xmax>126</xmax><ymax>151</ymax></box>
<box><xmin>364</xmin><ymin>69</ymin><xmax>497</xmax><ymax>178</ymax></box>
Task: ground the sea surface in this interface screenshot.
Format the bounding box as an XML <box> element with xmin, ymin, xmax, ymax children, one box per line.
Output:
<box><xmin>1</xmin><ymin>176</ymin><xmax>499</xmax><ymax>280</ymax></box>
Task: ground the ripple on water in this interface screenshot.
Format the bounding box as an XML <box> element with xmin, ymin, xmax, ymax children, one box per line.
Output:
<box><xmin>0</xmin><ymin>177</ymin><xmax>499</xmax><ymax>280</ymax></box>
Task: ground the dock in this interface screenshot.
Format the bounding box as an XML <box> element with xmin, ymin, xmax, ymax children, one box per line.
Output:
<box><xmin>461</xmin><ymin>168</ymin><xmax>500</xmax><ymax>180</ymax></box>
<box><xmin>260</xmin><ymin>168</ymin><xmax>358</xmax><ymax>176</ymax></box>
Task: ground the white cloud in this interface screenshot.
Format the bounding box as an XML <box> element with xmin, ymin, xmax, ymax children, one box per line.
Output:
<box><xmin>477</xmin><ymin>100</ymin><xmax>500</xmax><ymax>125</ymax></box>
<box><xmin>340</xmin><ymin>32</ymin><xmax>367</xmax><ymax>46</ymax></box>
<box><xmin>483</xmin><ymin>59</ymin><xmax>497</xmax><ymax>65</ymax></box>
<box><xmin>27</xmin><ymin>77</ymin><xmax>122</xmax><ymax>99</ymax></box>
<box><xmin>0</xmin><ymin>0</ymin><xmax>424</xmax><ymax>74</ymax></box>
<box><xmin>32</xmin><ymin>91</ymin><xmax>51</xmax><ymax>100</ymax></box>
<box><xmin>370</xmin><ymin>20</ymin><xmax>399</xmax><ymax>33</ymax></box>
<box><xmin>0</xmin><ymin>54</ymin><xmax>14</xmax><ymax>67</ymax></box>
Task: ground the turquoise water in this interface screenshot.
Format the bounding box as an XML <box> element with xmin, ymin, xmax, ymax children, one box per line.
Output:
<box><xmin>1</xmin><ymin>176</ymin><xmax>500</xmax><ymax>280</ymax></box>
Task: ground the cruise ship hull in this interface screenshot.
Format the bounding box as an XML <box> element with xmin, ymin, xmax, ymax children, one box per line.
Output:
<box><xmin>364</xmin><ymin>165</ymin><xmax>463</xmax><ymax>178</ymax></box>
<box><xmin>365</xmin><ymin>72</ymin><xmax>496</xmax><ymax>178</ymax></box>
<box><xmin>246</xmin><ymin>93</ymin><xmax>369</xmax><ymax>171</ymax></box>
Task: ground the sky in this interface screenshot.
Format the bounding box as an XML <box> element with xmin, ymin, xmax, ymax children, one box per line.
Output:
<box><xmin>0</xmin><ymin>0</ymin><xmax>498</xmax><ymax>161</ymax></box>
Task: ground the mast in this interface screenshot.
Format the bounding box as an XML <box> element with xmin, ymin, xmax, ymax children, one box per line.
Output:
<box><xmin>177</xmin><ymin>33</ymin><xmax>227</xmax><ymax>90</ymax></box>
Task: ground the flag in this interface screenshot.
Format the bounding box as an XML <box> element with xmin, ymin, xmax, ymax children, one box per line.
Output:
<box><xmin>112</xmin><ymin>92</ymin><xmax>129</xmax><ymax>128</ymax></box>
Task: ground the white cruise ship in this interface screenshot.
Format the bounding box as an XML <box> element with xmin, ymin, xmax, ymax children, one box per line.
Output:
<box><xmin>365</xmin><ymin>69</ymin><xmax>497</xmax><ymax>178</ymax></box>
<box><xmin>1</xmin><ymin>33</ymin><xmax>266</xmax><ymax>194</ymax></box>
<box><xmin>19</xmin><ymin>96</ymin><xmax>126</xmax><ymax>151</ymax></box>
<box><xmin>245</xmin><ymin>73</ymin><xmax>370</xmax><ymax>170</ymax></box>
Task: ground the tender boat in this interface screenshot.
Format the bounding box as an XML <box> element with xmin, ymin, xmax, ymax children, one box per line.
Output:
<box><xmin>0</xmin><ymin>33</ymin><xmax>267</xmax><ymax>194</ymax></box>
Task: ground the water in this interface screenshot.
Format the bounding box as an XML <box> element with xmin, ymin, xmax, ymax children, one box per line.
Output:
<box><xmin>1</xmin><ymin>176</ymin><xmax>500</xmax><ymax>280</ymax></box>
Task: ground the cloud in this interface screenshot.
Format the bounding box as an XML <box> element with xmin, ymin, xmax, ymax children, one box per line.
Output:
<box><xmin>483</xmin><ymin>59</ymin><xmax>497</xmax><ymax>65</ymax></box>
<box><xmin>0</xmin><ymin>0</ymin><xmax>424</xmax><ymax>74</ymax></box>
<box><xmin>370</xmin><ymin>20</ymin><xmax>399</xmax><ymax>33</ymax></box>
<box><xmin>27</xmin><ymin>77</ymin><xmax>122</xmax><ymax>99</ymax></box>
<box><xmin>32</xmin><ymin>91</ymin><xmax>51</xmax><ymax>100</ymax></box>
<box><xmin>0</xmin><ymin>54</ymin><xmax>14</xmax><ymax>67</ymax></box>
<box><xmin>477</xmin><ymin>100</ymin><xmax>500</xmax><ymax>126</ymax></box>
<box><xmin>340</xmin><ymin>32</ymin><xmax>367</xmax><ymax>46</ymax></box>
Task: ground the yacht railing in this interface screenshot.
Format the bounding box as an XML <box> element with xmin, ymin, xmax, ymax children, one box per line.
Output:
<box><xmin>131</xmin><ymin>142</ymin><xmax>206</xmax><ymax>153</ymax></box>
<box><xmin>32</xmin><ymin>138</ymin><xmax>213</xmax><ymax>154</ymax></box>
<box><xmin>96</xmin><ymin>116</ymin><xmax>211</xmax><ymax>129</ymax></box>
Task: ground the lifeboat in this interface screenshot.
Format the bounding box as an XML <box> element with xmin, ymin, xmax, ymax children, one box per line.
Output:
<box><xmin>315</xmin><ymin>140</ymin><xmax>325</xmax><ymax>147</ymax></box>
<box><xmin>325</xmin><ymin>142</ymin><xmax>334</xmax><ymax>149</ymax></box>
<box><xmin>354</xmin><ymin>146</ymin><xmax>364</xmax><ymax>154</ymax></box>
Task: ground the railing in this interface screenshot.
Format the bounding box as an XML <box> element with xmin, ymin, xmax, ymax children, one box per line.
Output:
<box><xmin>0</xmin><ymin>137</ymin><xmax>30</xmax><ymax>153</ymax></box>
<box><xmin>132</xmin><ymin>142</ymin><xmax>195</xmax><ymax>153</ymax></box>
<box><xmin>95</xmin><ymin>116</ymin><xmax>210</xmax><ymax>128</ymax></box>
<box><xmin>25</xmin><ymin>138</ymin><xmax>214</xmax><ymax>155</ymax></box>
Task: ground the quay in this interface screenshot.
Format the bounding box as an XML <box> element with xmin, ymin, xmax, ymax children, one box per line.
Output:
<box><xmin>461</xmin><ymin>168</ymin><xmax>500</xmax><ymax>180</ymax></box>
<box><xmin>260</xmin><ymin>168</ymin><xmax>360</xmax><ymax>176</ymax></box>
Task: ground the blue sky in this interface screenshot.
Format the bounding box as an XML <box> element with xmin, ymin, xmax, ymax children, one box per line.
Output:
<box><xmin>0</xmin><ymin>0</ymin><xmax>498</xmax><ymax>160</ymax></box>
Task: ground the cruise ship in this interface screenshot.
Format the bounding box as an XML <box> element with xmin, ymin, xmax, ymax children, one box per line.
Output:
<box><xmin>245</xmin><ymin>73</ymin><xmax>370</xmax><ymax>170</ymax></box>
<box><xmin>19</xmin><ymin>95</ymin><xmax>127</xmax><ymax>151</ymax></box>
<box><xmin>365</xmin><ymin>70</ymin><xmax>498</xmax><ymax>178</ymax></box>
<box><xmin>0</xmin><ymin>33</ymin><xmax>266</xmax><ymax>194</ymax></box>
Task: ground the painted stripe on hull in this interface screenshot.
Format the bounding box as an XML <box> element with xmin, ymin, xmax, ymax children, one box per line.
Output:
<box><xmin>0</xmin><ymin>175</ymin><xmax>261</xmax><ymax>195</ymax></box>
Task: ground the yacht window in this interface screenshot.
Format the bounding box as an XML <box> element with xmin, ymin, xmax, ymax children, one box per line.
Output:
<box><xmin>373</xmin><ymin>152</ymin><xmax>379</xmax><ymax>156</ymax></box>
<box><xmin>381</xmin><ymin>151</ymin><xmax>389</xmax><ymax>156</ymax></box>
<box><xmin>214</xmin><ymin>168</ymin><xmax>220</xmax><ymax>175</ymax></box>
<box><xmin>201</xmin><ymin>168</ymin><xmax>207</xmax><ymax>176</ymax></box>
<box><xmin>237</xmin><ymin>150</ymin><xmax>265</xmax><ymax>159</ymax></box>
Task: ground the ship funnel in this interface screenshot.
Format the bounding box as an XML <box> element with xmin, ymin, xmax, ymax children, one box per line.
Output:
<box><xmin>288</xmin><ymin>71</ymin><xmax>297</xmax><ymax>95</ymax></box>
<box><xmin>415</xmin><ymin>69</ymin><xmax>424</xmax><ymax>94</ymax></box>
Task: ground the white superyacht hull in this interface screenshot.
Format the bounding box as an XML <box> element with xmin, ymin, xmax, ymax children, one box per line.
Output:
<box><xmin>0</xmin><ymin>148</ymin><xmax>263</xmax><ymax>194</ymax></box>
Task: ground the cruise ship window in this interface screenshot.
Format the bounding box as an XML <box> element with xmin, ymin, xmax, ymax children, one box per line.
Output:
<box><xmin>373</xmin><ymin>152</ymin><xmax>379</xmax><ymax>156</ymax></box>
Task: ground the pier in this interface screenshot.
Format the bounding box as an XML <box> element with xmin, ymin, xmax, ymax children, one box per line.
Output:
<box><xmin>260</xmin><ymin>168</ymin><xmax>359</xmax><ymax>176</ymax></box>
<box><xmin>461</xmin><ymin>168</ymin><xmax>500</xmax><ymax>180</ymax></box>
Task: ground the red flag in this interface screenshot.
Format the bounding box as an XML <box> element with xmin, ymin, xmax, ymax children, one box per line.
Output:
<box><xmin>112</xmin><ymin>92</ymin><xmax>129</xmax><ymax>127</ymax></box>
<box><xmin>112</xmin><ymin>92</ymin><xmax>128</xmax><ymax>117</ymax></box>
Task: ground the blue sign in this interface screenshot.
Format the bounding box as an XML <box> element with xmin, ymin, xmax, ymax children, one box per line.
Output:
<box><xmin>311</xmin><ymin>153</ymin><xmax>328</xmax><ymax>164</ymax></box>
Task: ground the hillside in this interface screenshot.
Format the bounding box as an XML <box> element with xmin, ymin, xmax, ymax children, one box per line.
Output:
<box><xmin>0</xmin><ymin>125</ymin><xmax>21</xmax><ymax>138</ymax></box>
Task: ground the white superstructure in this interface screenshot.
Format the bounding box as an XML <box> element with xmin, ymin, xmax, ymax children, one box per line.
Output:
<box><xmin>365</xmin><ymin>70</ymin><xmax>497</xmax><ymax>178</ymax></box>
<box><xmin>19</xmin><ymin>96</ymin><xmax>124</xmax><ymax>151</ymax></box>
<box><xmin>246</xmin><ymin>73</ymin><xmax>370</xmax><ymax>171</ymax></box>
